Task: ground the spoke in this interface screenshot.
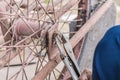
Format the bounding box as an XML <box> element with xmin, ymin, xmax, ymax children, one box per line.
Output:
<box><xmin>24</xmin><ymin>37</ymin><xmax>47</xmax><ymax>75</ymax></box>
<box><xmin>35</xmin><ymin>1</ymin><xmax>41</xmax><ymax>29</ymax></box>
<box><xmin>18</xmin><ymin>49</ymin><xmax>28</xmax><ymax>80</ymax></box>
<box><xmin>59</xmin><ymin>9</ymin><xmax>73</xmax><ymax>32</ymax></box>
<box><xmin>35</xmin><ymin>58</ymin><xmax>40</xmax><ymax>75</ymax></box>
<box><xmin>37</xmin><ymin>55</ymin><xmax>46</xmax><ymax>72</ymax></box>
<box><xmin>27</xmin><ymin>0</ymin><xmax>29</xmax><ymax>17</ymax></box>
<box><xmin>6</xmin><ymin>52</ymin><xmax>11</xmax><ymax>80</ymax></box>
<box><xmin>9</xmin><ymin>70</ymin><xmax>20</xmax><ymax>80</ymax></box>
<box><xmin>6</xmin><ymin>25</ymin><xmax>15</xmax><ymax>80</ymax></box>
<box><xmin>48</xmin><ymin>73</ymin><xmax>51</xmax><ymax>80</ymax></box>
<box><xmin>22</xmin><ymin>49</ymin><xmax>25</xmax><ymax>80</ymax></box>
<box><xmin>5</xmin><ymin>1</ymin><xmax>38</xmax><ymax>34</ymax></box>
<box><xmin>53</xmin><ymin>70</ymin><xmax>57</xmax><ymax>80</ymax></box>
<box><xmin>34</xmin><ymin>51</ymin><xmax>45</xmax><ymax>74</ymax></box>
<box><xmin>35</xmin><ymin>0</ymin><xmax>54</xmax><ymax>23</ymax></box>
<box><xmin>14</xmin><ymin>72</ymin><xmax>19</xmax><ymax>80</ymax></box>
<box><xmin>9</xmin><ymin>53</ymin><xmax>35</xmax><ymax>80</ymax></box>
<box><xmin>0</xmin><ymin>0</ymin><xmax>83</xmax><ymax>80</ymax></box>
<box><xmin>51</xmin><ymin>0</ymin><xmax>56</xmax><ymax>22</ymax></box>
<box><xmin>12</xmin><ymin>0</ymin><xmax>25</xmax><ymax>17</ymax></box>
<box><xmin>31</xmin><ymin>38</ymin><xmax>40</xmax><ymax>54</ymax></box>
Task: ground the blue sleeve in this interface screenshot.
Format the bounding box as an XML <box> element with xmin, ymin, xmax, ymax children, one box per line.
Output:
<box><xmin>92</xmin><ymin>25</ymin><xmax>120</xmax><ymax>80</ymax></box>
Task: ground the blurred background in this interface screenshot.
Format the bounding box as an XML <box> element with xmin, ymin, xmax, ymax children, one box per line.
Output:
<box><xmin>115</xmin><ymin>0</ymin><xmax>120</xmax><ymax>24</ymax></box>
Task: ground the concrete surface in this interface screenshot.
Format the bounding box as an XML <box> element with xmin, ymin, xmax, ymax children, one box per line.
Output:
<box><xmin>79</xmin><ymin>2</ymin><xmax>116</xmax><ymax>72</ymax></box>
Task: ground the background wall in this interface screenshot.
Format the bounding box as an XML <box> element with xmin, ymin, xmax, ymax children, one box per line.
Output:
<box><xmin>115</xmin><ymin>0</ymin><xmax>120</xmax><ymax>24</ymax></box>
<box><xmin>79</xmin><ymin>2</ymin><xmax>116</xmax><ymax>72</ymax></box>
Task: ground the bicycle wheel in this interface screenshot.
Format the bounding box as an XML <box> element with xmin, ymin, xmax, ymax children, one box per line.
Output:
<box><xmin>0</xmin><ymin>0</ymin><xmax>89</xmax><ymax>80</ymax></box>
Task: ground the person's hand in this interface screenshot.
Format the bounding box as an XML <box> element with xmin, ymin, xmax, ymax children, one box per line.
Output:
<box><xmin>79</xmin><ymin>69</ymin><xmax>92</xmax><ymax>80</ymax></box>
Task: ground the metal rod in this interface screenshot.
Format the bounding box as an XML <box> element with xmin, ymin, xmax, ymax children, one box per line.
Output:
<box><xmin>32</xmin><ymin>0</ymin><xmax>113</xmax><ymax>80</ymax></box>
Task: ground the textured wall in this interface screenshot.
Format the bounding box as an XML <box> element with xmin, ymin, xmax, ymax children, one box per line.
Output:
<box><xmin>79</xmin><ymin>2</ymin><xmax>116</xmax><ymax>71</ymax></box>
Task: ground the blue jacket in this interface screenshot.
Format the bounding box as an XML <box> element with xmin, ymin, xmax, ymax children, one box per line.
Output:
<box><xmin>92</xmin><ymin>25</ymin><xmax>120</xmax><ymax>80</ymax></box>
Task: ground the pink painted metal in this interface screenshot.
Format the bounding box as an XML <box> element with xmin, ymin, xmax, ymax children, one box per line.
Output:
<box><xmin>0</xmin><ymin>0</ymin><xmax>113</xmax><ymax>80</ymax></box>
<box><xmin>14</xmin><ymin>19</ymin><xmax>40</xmax><ymax>36</ymax></box>
<box><xmin>0</xmin><ymin>0</ymin><xmax>79</xmax><ymax>70</ymax></box>
<box><xmin>32</xmin><ymin>0</ymin><xmax>113</xmax><ymax>80</ymax></box>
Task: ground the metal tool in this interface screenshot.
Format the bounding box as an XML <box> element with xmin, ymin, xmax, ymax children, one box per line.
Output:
<box><xmin>55</xmin><ymin>33</ymin><xmax>80</xmax><ymax>80</ymax></box>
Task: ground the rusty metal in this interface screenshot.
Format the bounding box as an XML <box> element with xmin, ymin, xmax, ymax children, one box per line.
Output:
<box><xmin>47</xmin><ymin>23</ymin><xmax>58</xmax><ymax>59</ymax></box>
<box><xmin>13</xmin><ymin>0</ymin><xmax>78</xmax><ymax>37</ymax></box>
<box><xmin>0</xmin><ymin>49</ymin><xmax>20</xmax><ymax>69</ymax></box>
<box><xmin>58</xmin><ymin>0</ymin><xmax>89</xmax><ymax>79</ymax></box>
<box><xmin>32</xmin><ymin>0</ymin><xmax>113</xmax><ymax>80</ymax></box>
<box><xmin>2</xmin><ymin>0</ymin><xmax>78</xmax><ymax>69</ymax></box>
<box><xmin>74</xmin><ymin>0</ymin><xmax>89</xmax><ymax>60</ymax></box>
<box><xmin>0</xmin><ymin>0</ymin><xmax>113</xmax><ymax>80</ymax></box>
<box><xmin>14</xmin><ymin>19</ymin><xmax>40</xmax><ymax>36</ymax></box>
<box><xmin>0</xmin><ymin>1</ymin><xmax>11</xmax><ymax>44</ymax></box>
